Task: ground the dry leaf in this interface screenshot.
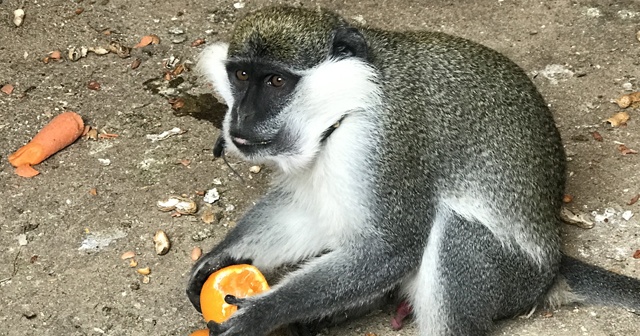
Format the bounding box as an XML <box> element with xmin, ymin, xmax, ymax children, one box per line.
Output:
<box><xmin>1</xmin><ymin>84</ymin><xmax>14</xmax><ymax>95</ymax></box>
<box><xmin>616</xmin><ymin>92</ymin><xmax>640</xmax><ymax>108</ymax></box>
<box><xmin>87</xmin><ymin>80</ymin><xmax>101</xmax><ymax>91</ymax></box>
<box><xmin>562</xmin><ymin>194</ymin><xmax>573</xmax><ymax>203</ymax></box>
<box><xmin>98</xmin><ymin>131</ymin><xmax>118</xmax><ymax>139</ymax></box>
<box><xmin>49</xmin><ymin>50</ymin><xmax>62</xmax><ymax>60</ymax></box>
<box><xmin>168</xmin><ymin>97</ymin><xmax>185</xmax><ymax>110</ymax></box>
<box><xmin>201</xmin><ymin>206</ymin><xmax>216</xmax><ymax>224</ymax></box>
<box><xmin>191</xmin><ymin>38</ymin><xmax>206</xmax><ymax>47</ymax></box>
<box><xmin>134</xmin><ymin>34</ymin><xmax>160</xmax><ymax>48</ymax></box>
<box><xmin>172</xmin><ymin>63</ymin><xmax>185</xmax><ymax>76</ymax></box>
<box><xmin>617</xmin><ymin>144</ymin><xmax>638</xmax><ymax>155</ymax></box>
<box><xmin>591</xmin><ymin>131</ymin><xmax>603</xmax><ymax>142</ymax></box>
<box><xmin>130</xmin><ymin>58</ymin><xmax>142</xmax><ymax>70</ymax></box>
<box><xmin>85</xmin><ymin>127</ymin><xmax>98</xmax><ymax>140</ymax></box>
<box><xmin>606</xmin><ymin>112</ymin><xmax>630</xmax><ymax>127</ymax></box>
<box><xmin>628</xmin><ymin>194</ymin><xmax>640</xmax><ymax>206</ymax></box>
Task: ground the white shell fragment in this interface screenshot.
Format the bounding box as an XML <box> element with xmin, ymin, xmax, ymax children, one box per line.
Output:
<box><xmin>249</xmin><ymin>165</ymin><xmax>262</xmax><ymax>174</ymax></box>
<box><xmin>153</xmin><ymin>230</ymin><xmax>171</xmax><ymax>255</ymax></box>
<box><xmin>560</xmin><ymin>207</ymin><xmax>594</xmax><ymax>229</ymax></box>
<box><xmin>622</xmin><ymin>210</ymin><xmax>634</xmax><ymax>221</ymax></box>
<box><xmin>146</xmin><ymin>127</ymin><xmax>183</xmax><ymax>142</ymax></box>
<box><xmin>68</xmin><ymin>46</ymin><xmax>88</xmax><ymax>61</ymax></box>
<box><xmin>157</xmin><ymin>197</ymin><xmax>180</xmax><ymax>211</ymax></box>
<box><xmin>203</xmin><ymin>188</ymin><xmax>220</xmax><ymax>204</ymax></box>
<box><xmin>13</xmin><ymin>9</ymin><xmax>25</xmax><ymax>27</ymax></box>
<box><xmin>157</xmin><ymin>195</ymin><xmax>198</xmax><ymax>214</ymax></box>
<box><xmin>88</xmin><ymin>46</ymin><xmax>110</xmax><ymax>55</ymax></box>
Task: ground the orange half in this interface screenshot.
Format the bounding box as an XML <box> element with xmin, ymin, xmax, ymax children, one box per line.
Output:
<box><xmin>189</xmin><ymin>330</ymin><xmax>209</xmax><ymax>336</ymax></box>
<box><xmin>200</xmin><ymin>264</ymin><xmax>270</xmax><ymax>323</ymax></box>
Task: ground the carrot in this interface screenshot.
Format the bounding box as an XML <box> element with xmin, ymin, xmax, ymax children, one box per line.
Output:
<box><xmin>8</xmin><ymin>111</ymin><xmax>84</xmax><ymax>177</ymax></box>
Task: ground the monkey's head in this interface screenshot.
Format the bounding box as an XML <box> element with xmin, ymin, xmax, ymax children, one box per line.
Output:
<box><xmin>198</xmin><ymin>7</ymin><xmax>382</xmax><ymax>173</ymax></box>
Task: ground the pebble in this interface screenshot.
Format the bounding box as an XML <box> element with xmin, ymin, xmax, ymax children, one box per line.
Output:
<box><xmin>17</xmin><ymin>234</ymin><xmax>27</xmax><ymax>246</ymax></box>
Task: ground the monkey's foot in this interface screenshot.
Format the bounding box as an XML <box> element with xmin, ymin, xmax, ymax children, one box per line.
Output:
<box><xmin>391</xmin><ymin>300</ymin><xmax>413</xmax><ymax>330</ymax></box>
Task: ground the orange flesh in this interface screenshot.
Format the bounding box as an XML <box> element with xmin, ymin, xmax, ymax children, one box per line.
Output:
<box><xmin>188</xmin><ymin>329</ymin><xmax>209</xmax><ymax>336</ymax></box>
<box><xmin>200</xmin><ymin>264</ymin><xmax>269</xmax><ymax>323</ymax></box>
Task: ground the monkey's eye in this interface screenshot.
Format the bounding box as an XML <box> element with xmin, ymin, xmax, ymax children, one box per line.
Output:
<box><xmin>236</xmin><ymin>70</ymin><xmax>249</xmax><ymax>81</ymax></box>
<box><xmin>267</xmin><ymin>75</ymin><xmax>285</xmax><ymax>87</ymax></box>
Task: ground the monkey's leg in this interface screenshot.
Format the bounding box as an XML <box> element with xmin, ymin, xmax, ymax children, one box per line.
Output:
<box><xmin>408</xmin><ymin>210</ymin><xmax>557</xmax><ymax>336</ymax></box>
<box><xmin>187</xmin><ymin>191</ymin><xmax>330</xmax><ymax>311</ymax></box>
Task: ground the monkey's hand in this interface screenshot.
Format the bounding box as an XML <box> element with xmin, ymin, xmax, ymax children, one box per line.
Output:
<box><xmin>206</xmin><ymin>295</ymin><xmax>270</xmax><ymax>336</ymax></box>
<box><xmin>186</xmin><ymin>250</ymin><xmax>252</xmax><ymax>312</ymax></box>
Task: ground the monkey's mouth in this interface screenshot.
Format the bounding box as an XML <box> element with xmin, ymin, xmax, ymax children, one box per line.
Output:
<box><xmin>230</xmin><ymin>135</ymin><xmax>273</xmax><ymax>152</ymax></box>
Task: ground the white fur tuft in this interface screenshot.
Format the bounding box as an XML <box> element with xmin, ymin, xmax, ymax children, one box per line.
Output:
<box><xmin>197</xmin><ymin>43</ymin><xmax>234</xmax><ymax>106</ymax></box>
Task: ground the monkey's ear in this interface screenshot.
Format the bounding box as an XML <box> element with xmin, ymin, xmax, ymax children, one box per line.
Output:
<box><xmin>331</xmin><ymin>27</ymin><xmax>368</xmax><ymax>60</ymax></box>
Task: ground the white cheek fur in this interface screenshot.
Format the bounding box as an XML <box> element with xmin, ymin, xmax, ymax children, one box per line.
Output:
<box><xmin>270</xmin><ymin>58</ymin><xmax>383</xmax><ymax>174</ymax></box>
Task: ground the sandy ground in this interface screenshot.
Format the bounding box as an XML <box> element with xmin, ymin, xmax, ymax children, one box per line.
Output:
<box><xmin>1</xmin><ymin>0</ymin><xmax>640</xmax><ymax>335</ymax></box>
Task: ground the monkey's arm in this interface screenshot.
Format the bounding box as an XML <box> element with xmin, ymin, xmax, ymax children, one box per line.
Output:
<box><xmin>208</xmin><ymin>242</ymin><xmax>416</xmax><ymax>336</ymax></box>
<box><xmin>187</xmin><ymin>189</ymin><xmax>331</xmax><ymax>311</ymax></box>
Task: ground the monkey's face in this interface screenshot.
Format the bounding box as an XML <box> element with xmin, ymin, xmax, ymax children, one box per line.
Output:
<box><xmin>197</xmin><ymin>9</ymin><xmax>381</xmax><ymax>173</ymax></box>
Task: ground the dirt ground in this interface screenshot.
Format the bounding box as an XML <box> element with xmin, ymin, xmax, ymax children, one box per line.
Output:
<box><xmin>1</xmin><ymin>0</ymin><xmax>640</xmax><ymax>335</ymax></box>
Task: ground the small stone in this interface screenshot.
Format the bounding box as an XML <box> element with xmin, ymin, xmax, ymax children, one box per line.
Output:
<box><xmin>171</xmin><ymin>36</ymin><xmax>187</xmax><ymax>44</ymax></box>
<box><xmin>17</xmin><ymin>234</ymin><xmax>27</xmax><ymax>246</ymax></box>
<box><xmin>249</xmin><ymin>165</ymin><xmax>262</xmax><ymax>174</ymax></box>
<box><xmin>622</xmin><ymin>210</ymin><xmax>634</xmax><ymax>221</ymax></box>
<box><xmin>233</xmin><ymin>2</ymin><xmax>245</xmax><ymax>9</ymax></box>
<box><xmin>168</xmin><ymin>27</ymin><xmax>185</xmax><ymax>35</ymax></box>
<box><xmin>622</xmin><ymin>82</ymin><xmax>633</xmax><ymax>91</ymax></box>
<box><xmin>203</xmin><ymin>188</ymin><xmax>220</xmax><ymax>203</ymax></box>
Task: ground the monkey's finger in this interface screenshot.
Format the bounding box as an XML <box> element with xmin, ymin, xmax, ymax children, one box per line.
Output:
<box><xmin>207</xmin><ymin>320</ymin><xmax>229</xmax><ymax>335</ymax></box>
<box><xmin>213</xmin><ymin>135</ymin><xmax>225</xmax><ymax>158</ymax></box>
<box><xmin>224</xmin><ymin>294</ymin><xmax>244</xmax><ymax>306</ymax></box>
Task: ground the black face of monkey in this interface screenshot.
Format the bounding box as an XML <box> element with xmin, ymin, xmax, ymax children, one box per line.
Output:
<box><xmin>224</xmin><ymin>60</ymin><xmax>301</xmax><ymax>155</ymax></box>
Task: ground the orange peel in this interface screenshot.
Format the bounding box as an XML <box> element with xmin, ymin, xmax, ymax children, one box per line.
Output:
<box><xmin>200</xmin><ymin>264</ymin><xmax>269</xmax><ymax>323</ymax></box>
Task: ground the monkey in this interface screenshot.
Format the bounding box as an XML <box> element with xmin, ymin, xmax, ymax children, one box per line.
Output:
<box><xmin>186</xmin><ymin>6</ymin><xmax>640</xmax><ymax>336</ymax></box>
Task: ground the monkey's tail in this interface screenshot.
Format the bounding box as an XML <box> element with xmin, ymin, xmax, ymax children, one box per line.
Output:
<box><xmin>557</xmin><ymin>255</ymin><xmax>640</xmax><ymax>312</ymax></box>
